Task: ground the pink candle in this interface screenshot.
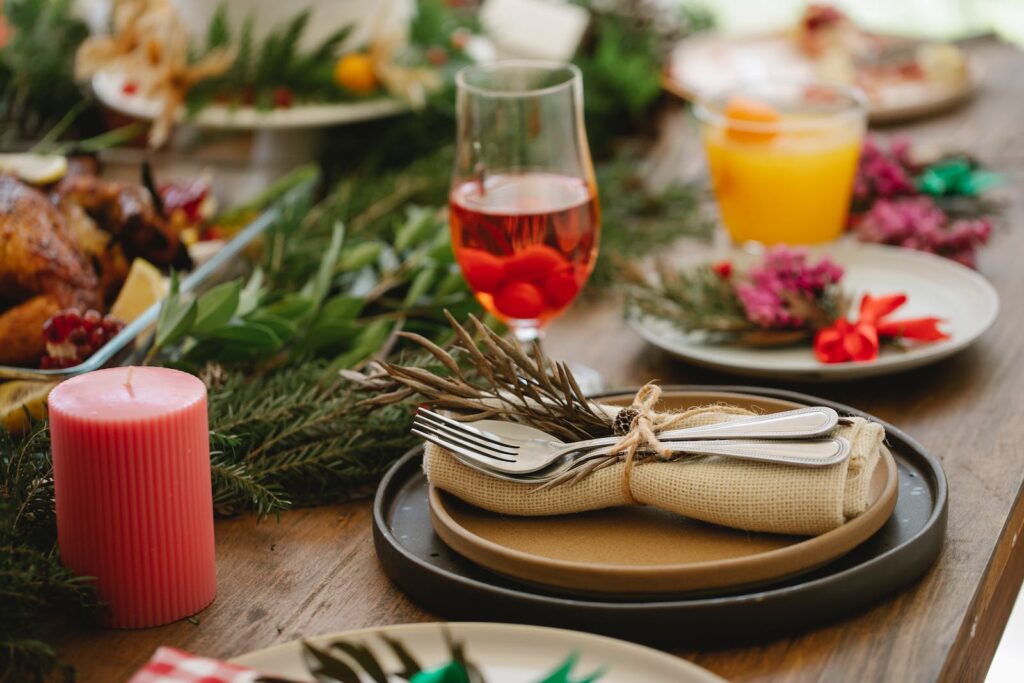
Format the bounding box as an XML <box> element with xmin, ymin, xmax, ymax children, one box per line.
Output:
<box><xmin>49</xmin><ymin>366</ymin><xmax>216</xmax><ymax>628</ymax></box>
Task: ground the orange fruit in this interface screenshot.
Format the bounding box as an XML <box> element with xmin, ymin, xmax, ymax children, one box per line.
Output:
<box><xmin>723</xmin><ymin>96</ymin><xmax>781</xmax><ymax>143</ymax></box>
<box><xmin>333</xmin><ymin>54</ymin><xmax>378</xmax><ymax>95</ymax></box>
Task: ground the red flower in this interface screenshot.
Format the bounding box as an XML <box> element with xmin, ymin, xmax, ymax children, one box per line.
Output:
<box><xmin>814</xmin><ymin>293</ymin><xmax>949</xmax><ymax>364</ymax></box>
<box><xmin>712</xmin><ymin>261</ymin><xmax>733</xmax><ymax>279</ymax></box>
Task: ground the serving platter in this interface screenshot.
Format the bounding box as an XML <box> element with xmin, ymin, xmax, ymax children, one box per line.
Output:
<box><xmin>93</xmin><ymin>69</ymin><xmax>408</xmax><ymax>130</ymax></box>
<box><xmin>0</xmin><ymin>178</ymin><xmax>316</xmax><ymax>382</ymax></box>
<box><xmin>373</xmin><ymin>386</ymin><xmax>946</xmax><ymax>646</ymax></box>
<box><xmin>630</xmin><ymin>243</ymin><xmax>999</xmax><ymax>381</ymax></box>
<box><xmin>664</xmin><ymin>32</ymin><xmax>978</xmax><ymax>124</ymax></box>
<box><xmin>230</xmin><ymin>622</ymin><xmax>725</xmax><ymax>683</ymax></box>
<box><xmin>428</xmin><ymin>392</ymin><xmax>898</xmax><ymax>598</ymax></box>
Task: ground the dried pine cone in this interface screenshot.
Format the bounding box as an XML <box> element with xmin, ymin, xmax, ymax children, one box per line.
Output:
<box><xmin>613</xmin><ymin>407</ymin><xmax>639</xmax><ymax>436</ymax></box>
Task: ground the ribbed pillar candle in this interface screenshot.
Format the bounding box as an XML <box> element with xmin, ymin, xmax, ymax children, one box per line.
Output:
<box><xmin>49</xmin><ymin>366</ymin><xmax>216</xmax><ymax>629</ymax></box>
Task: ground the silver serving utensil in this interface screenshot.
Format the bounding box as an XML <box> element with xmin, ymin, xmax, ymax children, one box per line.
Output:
<box><xmin>414</xmin><ymin>418</ymin><xmax>851</xmax><ymax>480</ymax></box>
<box><xmin>414</xmin><ymin>406</ymin><xmax>839</xmax><ymax>475</ymax></box>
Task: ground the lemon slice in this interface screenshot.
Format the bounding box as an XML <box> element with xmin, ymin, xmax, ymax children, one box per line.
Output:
<box><xmin>0</xmin><ymin>380</ymin><xmax>56</xmax><ymax>434</ymax></box>
<box><xmin>110</xmin><ymin>258</ymin><xmax>168</xmax><ymax>323</ymax></box>
<box><xmin>0</xmin><ymin>153</ymin><xmax>68</xmax><ymax>185</ymax></box>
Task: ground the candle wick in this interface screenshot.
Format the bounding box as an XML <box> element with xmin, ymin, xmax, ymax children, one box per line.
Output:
<box><xmin>124</xmin><ymin>366</ymin><xmax>135</xmax><ymax>398</ymax></box>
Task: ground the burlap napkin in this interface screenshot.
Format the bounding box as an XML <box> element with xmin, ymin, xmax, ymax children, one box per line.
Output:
<box><xmin>423</xmin><ymin>408</ymin><xmax>885</xmax><ymax>536</ymax></box>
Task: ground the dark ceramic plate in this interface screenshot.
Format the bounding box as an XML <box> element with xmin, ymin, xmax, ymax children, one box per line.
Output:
<box><xmin>372</xmin><ymin>386</ymin><xmax>947</xmax><ymax>647</ymax></box>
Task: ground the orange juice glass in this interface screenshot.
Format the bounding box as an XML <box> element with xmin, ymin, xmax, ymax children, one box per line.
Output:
<box><xmin>697</xmin><ymin>81</ymin><xmax>867</xmax><ymax>246</ymax></box>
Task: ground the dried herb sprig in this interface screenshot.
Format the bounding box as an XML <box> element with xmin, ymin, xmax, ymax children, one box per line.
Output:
<box><xmin>347</xmin><ymin>312</ymin><xmax>613</xmax><ymax>442</ymax></box>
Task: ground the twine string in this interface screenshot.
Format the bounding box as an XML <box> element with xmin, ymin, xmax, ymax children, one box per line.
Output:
<box><xmin>610</xmin><ymin>383</ymin><xmax>750</xmax><ymax>503</ymax></box>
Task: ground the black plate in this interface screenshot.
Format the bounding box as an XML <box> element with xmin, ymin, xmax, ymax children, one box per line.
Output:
<box><xmin>372</xmin><ymin>386</ymin><xmax>947</xmax><ymax>647</ymax></box>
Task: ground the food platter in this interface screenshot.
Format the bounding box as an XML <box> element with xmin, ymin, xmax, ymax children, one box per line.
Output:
<box><xmin>373</xmin><ymin>386</ymin><xmax>947</xmax><ymax>646</ymax></box>
<box><xmin>93</xmin><ymin>69</ymin><xmax>408</xmax><ymax>130</ymax></box>
<box><xmin>0</xmin><ymin>177</ymin><xmax>316</xmax><ymax>382</ymax></box>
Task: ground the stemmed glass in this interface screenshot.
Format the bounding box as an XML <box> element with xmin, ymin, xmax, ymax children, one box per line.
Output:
<box><xmin>449</xmin><ymin>61</ymin><xmax>600</xmax><ymax>343</ymax></box>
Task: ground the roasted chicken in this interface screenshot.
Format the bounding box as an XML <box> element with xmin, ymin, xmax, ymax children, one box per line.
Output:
<box><xmin>0</xmin><ymin>169</ymin><xmax>191</xmax><ymax>368</ymax></box>
<box><xmin>0</xmin><ymin>176</ymin><xmax>101</xmax><ymax>366</ymax></box>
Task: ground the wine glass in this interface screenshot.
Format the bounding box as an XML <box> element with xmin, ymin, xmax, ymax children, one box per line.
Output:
<box><xmin>449</xmin><ymin>60</ymin><xmax>600</xmax><ymax>343</ymax></box>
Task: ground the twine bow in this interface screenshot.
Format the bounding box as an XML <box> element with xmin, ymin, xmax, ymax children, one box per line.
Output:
<box><xmin>609</xmin><ymin>383</ymin><xmax>748</xmax><ymax>502</ymax></box>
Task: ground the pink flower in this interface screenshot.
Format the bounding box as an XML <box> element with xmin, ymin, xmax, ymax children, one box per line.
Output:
<box><xmin>735</xmin><ymin>246</ymin><xmax>844</xmax><ymax>329</ymax></box>
<box><xmin>852</xmin><ymin>196</ymin><xmax>991</xmax><ymax>268</ymax></box>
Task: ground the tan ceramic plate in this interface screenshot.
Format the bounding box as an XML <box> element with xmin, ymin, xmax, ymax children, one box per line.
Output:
<box><xmin>429</xmin><ymin>391</ymin><xmax>899</xmax><ymax>598</ymax></box>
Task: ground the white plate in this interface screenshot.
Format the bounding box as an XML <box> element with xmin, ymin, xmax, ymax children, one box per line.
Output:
<box><xmin>630</xmin><ymin>243</ymin><xmax>999</xmax><ymax>381</ymax></box>
<box><xmin>93</xmin><ymin>70</ymin><xmax>407</xmax><ymax>130</ymax></box>
<box><xmin>230</xmin><ymin>622</ymin><xmax>725</xmax><ymax>682</ymax></box>
<box><xmin>664</xmin><ymin>33</ymin><xmax>977</xmax><ymax>124</ymax></box>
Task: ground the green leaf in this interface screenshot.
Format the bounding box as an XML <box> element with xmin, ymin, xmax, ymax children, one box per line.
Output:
<box><xmin>192</xmin><ymin>280</ymin><xmax>242</xmax><ymax>335</ymax></box>
<box><xmin>151</xmin><ymin>272</ymin><xmax>198</xmax><ymax>355</ymax></box>
<box><xmin>238</xmin><ymin>267</ymin><xmax>264</xmax><ymax>316</ymax></box>
<box><xmin>244</xmin><ymin>312</ymin><xmax>298</xmax><ymax>341</ymax></box>
<box><xmin>403</xmin><ymin>266</ymin><xmax>437</xmax><ymax>307</ymax></box>
<box><xmin>395</xmin><ymin>206</ymin><xmax>439</xmax><ymax>251</ymax></box>
<box><xmin>338</xmin><ymin>241</ymin><xmax>384</xmax><ymax>271</ymax></box>
<box><xmin>308</xmin><ymin>222</ymin><xmax>345</xmax><ymax>310</ymax></box>
<box><xmin>206</xmin><ymin>2</ymin><xmax>231</xmax><ymax>51</ymax></box>
<box><xmin>319</xmin><ymin>294</ymin><xmax>364</xmax><ymax>321</ymax></box>
<box><xmin>204</xmin><ymin>322</ymin><xmax>282</xmax><ymax>352</ymax></box>
<box><xmin>262</xmin><ymin>295</ymin><xmax>317</xmax><ymax>322</ymax></box>
<box><xmin>325</xmin><ymin>319</ymin><xmax>390</xmax><ymax>374</ymax></box>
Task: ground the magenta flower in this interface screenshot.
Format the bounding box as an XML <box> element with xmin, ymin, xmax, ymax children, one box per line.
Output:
<box><xmin>852</xmin><ymin>196</ymin><xmax>991</xmax><ymax>268</ymax></box>
<box><xmin>735</xmin><ymin>246</ymin><xmax>844</xmax><ymax>329</ymax></box>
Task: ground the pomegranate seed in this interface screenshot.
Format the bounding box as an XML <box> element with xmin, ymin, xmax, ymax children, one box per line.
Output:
<box><xmin>272</xmin><ymin>87</ymin><xmax>294</xmax><ymax>109</ymax></box>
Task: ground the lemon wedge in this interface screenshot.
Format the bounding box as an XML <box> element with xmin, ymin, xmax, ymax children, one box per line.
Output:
<box><xmin>0</xmin><ymin>153</ymin><xmax>68</xmax><ymax>185</ymax></box>
<box><xmin>110</xmin><ymin>258</ymin><xmax>168</xmax><ymax>323</ymax></box>
<box><xmin>0</xmin><ymin>380</ymin><xmax>56</xmax><ymax>434</ymax></box>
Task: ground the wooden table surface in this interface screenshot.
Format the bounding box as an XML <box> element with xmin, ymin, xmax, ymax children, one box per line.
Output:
<box><xmin>53</xmin><ymin>39</ymin><xmax>1024</xmax><ymax>682</ymax></box>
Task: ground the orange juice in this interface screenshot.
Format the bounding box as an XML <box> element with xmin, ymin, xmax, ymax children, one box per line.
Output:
<box><xmin>698</xmin><ymin>85</ymin><xmax>866</xmax><ymax>246</ymax></box>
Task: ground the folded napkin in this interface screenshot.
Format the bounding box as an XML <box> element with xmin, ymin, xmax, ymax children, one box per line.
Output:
<box><xmin>424</xmin><ymin>408</ymin><xmax>885</xmax><ymax>536</ymax></box>
<box><xmin>128</xmin><ymin>647</ymin><xmax>261</xmax><ymax>683</ymax></box>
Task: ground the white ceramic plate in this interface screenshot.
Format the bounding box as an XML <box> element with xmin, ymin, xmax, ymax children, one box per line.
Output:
<box><xmin>664</xmin><ymin>33</ymin><xmax>977</xmax><ymax>124</ymax></box>
<box><xmin>630</xmin><ymin>243</ymin><xmax>999</xmax><ymax>381</ymax></box>
<box><xmin>92</xmin><ymin>70</ymin><xmax>408</xmax><ymax>130</ymax></box>
<box><xmin>230</xmin><ymin>622</ymin><xmax>725</xmax><ymax>682</ymax></box>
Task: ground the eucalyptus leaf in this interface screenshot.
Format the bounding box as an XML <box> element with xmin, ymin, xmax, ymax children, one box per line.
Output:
<box><xmin>395</xmin><ymin>206</ymin><xmax>438</xmax><ymax>251</ymax></box>
<box><xmin>339</xmin><ymin>241</ymin><xmax>385</xmax><ymax>272</ymax></box>
<box><xmin>238</xmin><ymin>267</ymin><xmax>265</xmax><ymax>317</ymax></box>
<box><xmin>403</xmin><ymin>266</ymin><xmax>437</xmax><ymax>307</ymax></box>
<box><xmin>325</xmin><ymin>319</ymin><xmax>391</xmax><ymax>374</ymax></box>
<box><xmin>319</xmin><ymin>294</ymin><xmax>364</xmax><ymax>321</ymax></box>
<box><xmin>262</xmin><ymin>295</ymin><xmax>317</xmax><ymax>322</ymax></box>
<box><xmin>304</xmin><ymin>222</ymin><xmax>345</xmax><ymax>316</ymax></box>
<box><xmin>152</xmin><ymin>272</ymin><xmax>199</xmax><ymax>354</ymax></box>
<box><xmin>204</xmin><ymin>322</ymin><xmax>282</xmax><ymax>352</ymax></box>
<box><xmin>245</xmin><ymin>312</ymin><xmax>299</xmax><ymax>341</ymax></box>
<box><xmin>192</xmin><ymin>280</ymin><xmax>242</xmax><ymax>335</ymax></box>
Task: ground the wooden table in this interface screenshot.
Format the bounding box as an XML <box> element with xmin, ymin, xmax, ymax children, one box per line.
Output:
<box><xmin>53</xmin><ymin>39</ymin><xmax>1024</xmax><ymax>682</ymax></box>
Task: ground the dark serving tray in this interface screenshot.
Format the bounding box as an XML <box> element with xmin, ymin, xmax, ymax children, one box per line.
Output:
<box><xmin>372</xmin><ymin>385</ymin><xmax>947</xmax><ymax>648</ymax></box>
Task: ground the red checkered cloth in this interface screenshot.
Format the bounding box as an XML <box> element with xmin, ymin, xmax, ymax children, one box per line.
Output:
<box><xmin>127</xmin><ymin>647</ymin><xmax>263</xmax><ymax>683</ymax></box>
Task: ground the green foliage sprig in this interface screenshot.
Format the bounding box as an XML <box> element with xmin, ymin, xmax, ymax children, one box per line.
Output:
<box><xmin>1</xmin><ymin>421</ymin><xmax>99</xmax><ymax>682</ymax></box>
<box><xmin>0</xmin><ymin>0</ymin><xmax>96</xmax><ymax>141</ymax></box>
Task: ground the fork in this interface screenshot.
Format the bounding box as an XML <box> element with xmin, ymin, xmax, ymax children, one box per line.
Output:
<box><xmin>413</xmin><ymin>417</ymin><xmax>852</xmax><ymax>477</ymax></box>
<box><xmin>414</xmin><ymin>406</ymin><xmax>840</xmax><ymax>474</ymax></box>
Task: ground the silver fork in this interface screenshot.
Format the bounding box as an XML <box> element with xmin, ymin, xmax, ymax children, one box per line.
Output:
<box><xmin>413</xmin><ymin>418</ymin><xmax>851</xmax><ymax>478</ymax></box>
<box><xmin>414</xmin><ymin>406</ymin><xmax>840</xmax><ymax>474</ymax></box>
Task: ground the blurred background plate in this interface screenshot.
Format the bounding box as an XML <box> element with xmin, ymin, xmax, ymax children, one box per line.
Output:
<box><xmin>629</xmin><ymin>243</ymin><xmax>999</xmax><ymax>381</ymax></box>
<box><xmin>664</xmin><ymin>32</ymin><xmax>978</xmax><ymax>123</ymax></box>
